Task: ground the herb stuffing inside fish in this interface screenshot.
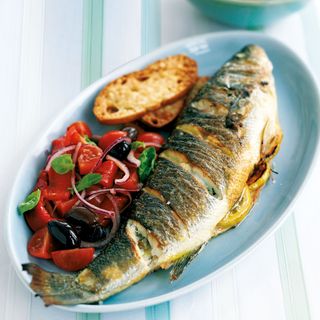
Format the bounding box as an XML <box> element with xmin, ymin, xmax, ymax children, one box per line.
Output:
<box><xmin>23</xmin><ymin>45</ymin><xmax>283</xmax><ymax>305</ymax></box>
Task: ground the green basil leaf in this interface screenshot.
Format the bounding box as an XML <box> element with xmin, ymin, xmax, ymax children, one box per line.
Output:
<box><xmin>138</xmin><ymin>147</ymin><xmax>156</xmax><ymax>182</ymax></box>
<box><xmin>18</xmin><ymin>189</ymin><xmax>41</xmax><ymax>215</ymax></box>
<box><xmin>131</xmin><ymin>141</ymin><xmax>145</xmax><ymax>150</ymax></box>
<box><xmin>51</xmin><ymin>154</ymin><xmax>75</xmax><ymax>174</ymax></box>
<box><xmin>76</xmin><ymin>173</ymin><xmax>102</xmax><ymax>192</ymax></box>
<box><xmin>84</xmin><ymin>135</ymin><xmax>97</xmax><ymax>146</ymax></box>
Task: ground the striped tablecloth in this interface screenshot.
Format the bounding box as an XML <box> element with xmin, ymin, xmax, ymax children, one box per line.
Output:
<box><xmin>1</xmin><ymin>0</ymin><xmax>320</xmax><ymax>319</ymax></box>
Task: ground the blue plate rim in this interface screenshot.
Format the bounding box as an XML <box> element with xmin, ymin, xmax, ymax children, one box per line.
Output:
<box><xmin>4</xmin><ymin>30</ymin><xmax>320</xmax><ymax>313</ymax></box>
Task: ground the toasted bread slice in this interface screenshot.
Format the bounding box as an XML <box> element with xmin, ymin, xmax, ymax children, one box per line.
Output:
<box><xmin>141</xmin><ymin>76</ymin><xmax>210</xmax><ymax>128</ymax></box>
<box><xmin>141</xmin><ymin>98</ymin><xmax>185</xmax><ymax>128</ymax></box>
<box><xmin>93</xmin><ymin>55</ymin><xmax>198</xmax><ymax>124</ymax></box>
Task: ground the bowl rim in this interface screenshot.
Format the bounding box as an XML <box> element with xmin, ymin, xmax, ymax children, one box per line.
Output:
<box><xmin>4</xmin><ymin>30</ymin><xmax>320</xmax><ymax>313</ymax></box>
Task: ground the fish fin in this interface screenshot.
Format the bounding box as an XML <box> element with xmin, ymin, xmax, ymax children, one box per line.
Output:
<box><xmin>22</xmin><ymin>263</ymin><xmax>96</xmax><ymax>305</ymax></box>
<box><xmin>169</xmin><ymin>243</ymin><xmax>207</xmax><ymax>281</ymax></box>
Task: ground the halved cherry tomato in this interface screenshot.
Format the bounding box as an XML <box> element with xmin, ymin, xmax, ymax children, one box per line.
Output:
<box><xmin>56</xmin><ymin>196</ymin><xmax>78</xmax><ymax>216</ymax></box>
<box><xmin>52</xmin><ymin>136</ymin><xmax>67</xmax><ymax>153</ymax></box>
<box><xmin>27</xmin><ymin>227</ymin><xmax>56</xmax><ymax>259</ymax></box>
<box><xmin>25</xmin><ymin>199</ymin><xmax>55</xmax><ymax>231</ymax></box>
<box><xmin>98</xmin><ymin>130</ymin><xmax>127</xmax><ymax>151</ymax></box>
<box><xmin>51</xmin><ymin>248</ymin><xmax>95</xmax><ymax>271</ymax></box>
<box><xmin>67</xmin><ymin>121</ymin><xmax>92</xmax><ymax>138</ymax></box>
<box><xmin>77</xmin><ymin>144</ymin><xmax>103</xmax><ymax>175</ymax></box>
<box><xmin>64</xmin><ymin>121</ymin><xmax>92</xmax><ymax>145</ymax></box>
<box><xmin>136</xmin><ymin>132</ymin><xmax>165</xmax><ymax>151</ymax></box>
<box><xmin>95</xmin><ymin>160</ymin><xmax>118</xmax><ymax>188</ymax></box>
<box><xmin>115</xmin><ymin>169</ymin><xmax>139</xmax><ymax>190</ymax></box>
<box><xmin>65</xmin><ymin>127</ymin><xmax>86</xmax><ymax>145</ymax></box>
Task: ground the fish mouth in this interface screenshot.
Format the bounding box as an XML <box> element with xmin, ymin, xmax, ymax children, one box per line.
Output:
<box><xmin>160</xmin><ymin>149</ymin><xmax>222</xmax><ymax>199</ymax></box>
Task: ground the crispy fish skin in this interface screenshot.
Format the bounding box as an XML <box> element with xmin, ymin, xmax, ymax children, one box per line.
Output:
<box><xmin>23</xmin><ymin>45</ymin><xmax>282</xmax><ymax>305</ymax></box>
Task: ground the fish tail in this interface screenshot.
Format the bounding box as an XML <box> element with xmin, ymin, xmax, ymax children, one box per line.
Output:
<box><xmin>22</xmin><ymin>263</ymin><xmax>97</xmax><ymax>305</ymax></box>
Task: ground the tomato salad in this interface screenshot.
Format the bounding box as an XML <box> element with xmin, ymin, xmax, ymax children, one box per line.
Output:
<box><xmin>18</xmin><ymin>121</ymin><xmax>165</xmax><ymax>271</ymax></box>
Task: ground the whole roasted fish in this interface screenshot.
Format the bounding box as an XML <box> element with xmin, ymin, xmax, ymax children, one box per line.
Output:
<box><xmin>23</xmin><ymin>45</ymin><xmax>282</xmax><ymax>305</ymax></box>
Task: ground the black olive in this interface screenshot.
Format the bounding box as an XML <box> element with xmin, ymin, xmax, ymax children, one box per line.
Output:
<box><xmin>81</xmin><ymin>224</ymin><xmax>108</xmax><ymax>242</ymax></box>
<box><xmin>122</xmin><ymin>127</ymin><xmax>138</xmax><ymax>140</ymax></box>
<box><xmin>65</xmin><ymin>207</ymin><xmax>108</xmax><ymax>242</ymax></box>
<box><xmin>47</xmin><ymin>220</ymin><xmax>80</xmax><ymax>249</ymax></box>
<box><xmin>109</xmin><ymin>141</ymin><xmax>131</xmax><ymax>160</ymax></box>
<box><xmin>66</xmin><ymin>207</ymin><xmax>98</xmax><ymax>227</ymax></box>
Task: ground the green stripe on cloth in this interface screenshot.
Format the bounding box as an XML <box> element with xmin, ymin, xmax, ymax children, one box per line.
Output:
<box><xmin>275</xmin><ymin>214</ymin><xmax>311</xmax><ymax>320</ymax></box>
<box><xmin>81</xmin><ymin>0</ymin><xmax>104</xmax><ymax>88</ymax></box>
<box><xmin>141</xmin><ymin>1</ymin><xmax>168</xmax><ymax>318</ymax></box>
<box><xmin>145</xmin><ymin>302</ymin><xmax>171</xmax><ymax>320</ymax></box>
<box><xmin>78</xmin><ymin>0</ymin><xmax>104</xmax><ymax>318</ymax></box>
<box><xmin>141</xmin><ymin>0</ymin><xmax>161</xmax><ymax>55</ymax></box>
<box><xmin>76</xmin><ymin>314</ymin><xmax>101</xmax><ymax>320</ymax></box>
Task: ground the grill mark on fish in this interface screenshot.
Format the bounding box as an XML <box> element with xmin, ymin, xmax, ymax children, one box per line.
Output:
<box><xmin>143</xmin><ymin>186</ymin><xmax>189</xmax><ymax>229</ymax></box>
<box><xmin>176</xmin><ymin>123</ymin><xmax>233</xmax><ymax>157</ymax></box>
<box><xmin>178</xmin><ymin>107</ymin><xmax>241</xmax><ymax>153</ymax></box>
<box><xmin>130</xmin><ymin>192</ymin><xmax>187</xmax><ymax>253</ymax></box>
<box><xmin>169</xmin><ymin>158</ymin><xmax>214</xmax><ymax>196</ymax></box>
<box><xmin>160</xmin><ymin>149</ymin><xmax>220</xmax><ymax>198</ymax></box>
<box><xmin>165</xmin><ymin>130</ymin><xmax>236</xmax><ymax>194</ymax></box>
<box><xmin>146</xmin><ymin>157</ymin><xmax>216</xmax><ymax>228</ymax></box>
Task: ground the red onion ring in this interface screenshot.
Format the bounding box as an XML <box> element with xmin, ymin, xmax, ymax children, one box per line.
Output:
<box><xmin>71</xmin><ymin>170</ymin><xmax>114</xmax><ymax>217</ymax></box>
<box><xmin>106</xmin><ymin>155</ymin><xmax>130</xmax><ymax>184</ymax></box>
<box><xmin>75</xmin><ymin>190</ymin><xmax>86</xmax><ymax>207</ymax></box>
<box><xmin>72</xmin><ymin>142</ymin><xmax>84</xmax><ymax>206</ymax></box>
<box><xmin>86</xmin><ymin>189</ymin><xmax>109</xmax><ymax>197</ymax></box>
<box><xmin>104</xmin><ymin>193</ymin><xmax>120</xmax><ymax>240</ymax></box>
<box><xmin>72</xmin><ymin>142</ymin><xmax>82</xmax><ymax>163</ymax></box>
<box><xmin>86</xmin><ymin>184</ymin><xmax>142</xmax><ymax>202</ymax></box>
<box><xmin>127</xmin><ymin>150</ymin><xmax>141</xmax><ymax>167</ymax></box>
<box><xmin>91</xmin><ymin>136</ymin><xmax>131</xmax><ymax>173</ymax></box>
<box><xmin>86</xmin><ymin>191</ymin><xmax>107</xmax><ymax>201</ymax></box>
<box><xmin>45</xmin><ymin>145</ymin><xmax>76</xmax><ymax>171</ymax></box>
